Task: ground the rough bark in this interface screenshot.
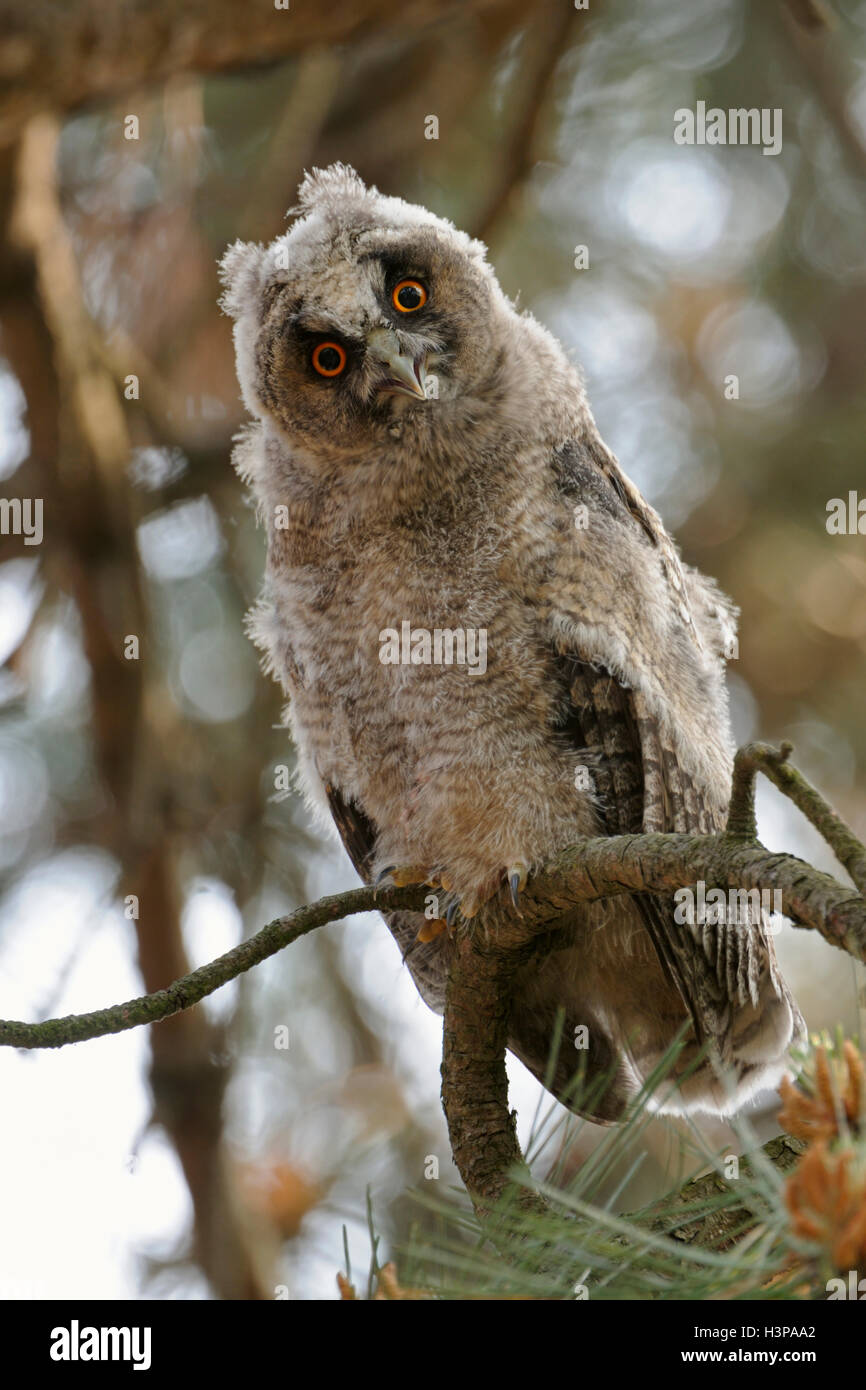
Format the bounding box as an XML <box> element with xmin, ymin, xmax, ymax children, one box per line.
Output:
<box><xmin>638</xmin><ymin>1134</ymin><xmax>809</xmax><ymax>1250</ymax></box>
<box><xmin>440</xmin><ymin>930</ymin><xmax>546</xmax><ymax>1215</ymax></box>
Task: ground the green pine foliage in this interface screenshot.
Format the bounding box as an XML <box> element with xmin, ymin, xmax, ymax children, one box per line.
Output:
<box><xmin>352</xmin><ymin>1032</ymin><xmax>865</xmax><ymax>1301</ymax></box>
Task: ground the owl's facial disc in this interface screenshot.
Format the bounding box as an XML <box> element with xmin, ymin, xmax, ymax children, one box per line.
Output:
<box><xmin>366</xmin><ymin>327</ymin><xmax>427</xmax><ymax>401</ymax></box>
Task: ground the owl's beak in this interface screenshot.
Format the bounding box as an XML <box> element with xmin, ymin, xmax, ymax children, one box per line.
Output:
<box><xmin>366</xmin><ymin>328</ymin><xmax>427</xmax><ymax>401</ymax></box>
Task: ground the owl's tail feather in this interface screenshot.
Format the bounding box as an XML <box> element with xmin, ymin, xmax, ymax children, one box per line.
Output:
<box><xmin>507</xmin><ymin>908</ymin><xmax>806</xmax><ymax>1122</ymax></box>
<box><xmin>631</xmin><ymin>895</ymin><xmax>807</xmax><ymax>1118</ymax></box>
<box><xmin>387</xmin><ymin>901</ymin><xmax>805</xmax><ymax>1125</ymax></box>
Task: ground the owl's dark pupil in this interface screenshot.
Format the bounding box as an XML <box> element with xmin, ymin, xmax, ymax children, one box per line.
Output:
<box><xmin>318</xmin><ymin>346</ymin><xmax>341</xmax><ymax>371</ymax></box>
<box><xmin>397</xmin><ymin>284</ymin><xmax>422</xmax><ymax>310</ymax></box>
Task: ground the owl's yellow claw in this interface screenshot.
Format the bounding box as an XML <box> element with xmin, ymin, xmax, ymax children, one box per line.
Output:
<box><xmin>416</xmin><ymin>918</ymin><xmax>448</xmax><ymax>943</ymax></box>
<box><xmin>392</xmin><ymin>865</ymin><xmax>432</xmax><ymax>887</ymax></box>
<box><xmin>376</xmin><ymin>864</ymin><xmax>436</xmax><ymax>888</ymax></box>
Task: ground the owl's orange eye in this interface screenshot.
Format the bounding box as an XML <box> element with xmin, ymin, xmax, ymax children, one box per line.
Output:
<box><xmin>312</xmin><ymin>341</ymin><xmax>347</xmax><ymax>376</ymax></box>
<box><xmin>392</xmin><ymin>279</ymin><xmax>427</xmax><ymax>313</ymax></box>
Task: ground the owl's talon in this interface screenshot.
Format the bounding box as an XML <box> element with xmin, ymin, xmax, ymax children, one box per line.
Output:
<box><xmin>445</xmin><ymin>899</ymin><xmax>460</xmax><ymax>927</ymax></box>
<box><xmin>508</xmin><ymin>862</ymin><xmax>528</xmax><ymax>915</ymax></box>
<box><xmin>374</xmin><ymin>865</ymin><xmax>396</xmax><ymax>887</ymax></box>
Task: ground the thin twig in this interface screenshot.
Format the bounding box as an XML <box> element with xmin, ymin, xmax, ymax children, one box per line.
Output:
<box><xmin>0</xmin><ymin>883</ymin><xmax>427</xmax><ymax>1050</ymax></box>
<box><xmin>729</xmin><ymin>740</ymin><xmax>866</xmax><ymax>895</ymax></box>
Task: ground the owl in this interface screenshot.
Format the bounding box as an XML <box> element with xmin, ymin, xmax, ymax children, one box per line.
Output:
<box><xmin>220</xmin><ymin>164</ymin><xmax>804</xmax><ymax>1123</ymax></box>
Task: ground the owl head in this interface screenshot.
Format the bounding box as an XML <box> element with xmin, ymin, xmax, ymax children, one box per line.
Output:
<box><xmin>219</xmin><ymin>165</ymin><xmax>507</xmax><ymax>460</ymax></box>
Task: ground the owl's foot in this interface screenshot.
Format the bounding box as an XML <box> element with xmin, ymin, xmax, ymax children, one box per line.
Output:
<box><xmin>441</xmin><ymin>860</ymin><xmax>531</xmax><ymax>925</ymax></box>
<box><xmin>373</xmin><ymin>864</ymin><xmax>450</xmax><ymax>941</ymax></box>
<box><xmin>375</xmin><ymin>860</ymin><xmax>529</xmax><ymax>928</ymax></box>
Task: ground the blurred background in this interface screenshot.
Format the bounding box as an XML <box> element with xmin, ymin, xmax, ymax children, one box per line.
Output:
<box><xmin>0</xmin><ymin>0</ymin><xmax>864</xmax><ymax>1299</ymax></box>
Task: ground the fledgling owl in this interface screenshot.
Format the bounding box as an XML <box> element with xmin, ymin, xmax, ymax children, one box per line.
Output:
<box><xmin>220</xmin><ymin>164</ymin><xmax>804</xmax><ymax>1122</ymax></box>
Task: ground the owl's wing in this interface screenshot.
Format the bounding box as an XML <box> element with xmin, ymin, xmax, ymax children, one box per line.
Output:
<box><xmin>558</xmin><ymin>654</ymin><xmax>751</xmax><ymax>1055</ymax></box>
<box><xmin>557</xmin><ymin>654</ymin><xmax>712</xmax><ymax>1038</ymax></box>
<box><xmin>540</xmin><ymin>438</ymin><xmax>804</xmax><ymax>1114</ymax></box>
<box><xmin>324</xmin><ymin>782</ymin><xmax>376</xmax><ymax>883</ymax></box>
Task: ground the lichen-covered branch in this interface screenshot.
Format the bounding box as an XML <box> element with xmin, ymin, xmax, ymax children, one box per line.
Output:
<box><xmin>3</xmin><ymin>743</ymin><xmax>865</xmax><ymax>1245</ymax></box>
<box><xmin>637</xmin><ymin>1134</ymin><xmax>809</xmax><ymax>1250</ymax></box>
<box><xmin>0</xmin><ymin>883</ymin><xmax>428</xmax><ymax>1049</ymax></box>
<box><xmin>440</xmin><ymin>930</ymin><xmax>547</xmax><ymax>1216</ymax></box>
<box><xmin>3</xmin><ymin>744</ymin><xmax>866</xmax><ymax>1056</ymax></box>
<box><xmin>3</xmin><ymin>810</ymin><xmax>864</xmax><ymax>1054</ymax></box>
<box><xmin>729</xmin><ymin>741</ymin><xmax>866</xmax><ymax>896</ymax></box>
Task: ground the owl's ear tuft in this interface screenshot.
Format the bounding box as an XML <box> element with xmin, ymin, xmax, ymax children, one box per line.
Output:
<box><xmin>290</xmin><ymin>163</ymin><xmax>373</xmax><ymax>218</ymax></box>
<box><xmin>218</xmin><ymin>239</ymin><xmax>266</xmax><ymax>319</ymax></box>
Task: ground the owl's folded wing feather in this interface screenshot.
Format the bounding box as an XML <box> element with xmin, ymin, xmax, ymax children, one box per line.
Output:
<box><xmin>546</xmin><ymin>437</ymin><xmax>804</xmax><ymax>1112</ymax></box>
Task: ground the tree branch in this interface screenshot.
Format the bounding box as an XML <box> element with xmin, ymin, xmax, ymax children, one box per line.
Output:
<box><xmin>3</xmin><ymin>745</ymin><xmax>866</xmax><ymax>1053</ymax></box>
<box><xmin>776</xmin><ymin>0</ymin><xmax>866</xmax><ymax>186</ymax></box>
<box><xmin>4</xmin><ymin>807</ymin><xmax>864</xmax><ymax>1053</ymax></box>
<box><xmin>729</xmin><ymin>741</ymin><xmax>866</xmax><ymax>895</ymax></box>
<box><xmin>470</xmin><ymin>0</ymin><xmax>581</xmax><ymax>243</ymax></box>
<box><xmin>0</xmin><ymin>883</ymin><xmax>427</xmax><ymax>1049</ymax></box>
<box><xmin>440</xmin><ymin>930</ymin><xmax>548</xmax><ymax>1217</ymax></box>
<box><xmin>3</xmin><ymin>742</ymin><xmax>865</xmax><ymax>1245</ymax></box>
<box><xmin>638</xmin><ymin>1134</ymin><xmax>808</xmax><ymax>1249</ymax></box>
<box><xmin>0</xmin><ymin>0</ymin><xmax>529</xmax><ymax>147</ymax></box>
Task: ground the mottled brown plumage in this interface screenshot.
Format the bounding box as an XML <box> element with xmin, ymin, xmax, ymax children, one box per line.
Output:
<box><xmin>220</xmin><ymin>164</ymin><xmax>804</xmax><ymax>1122</ymax></box>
